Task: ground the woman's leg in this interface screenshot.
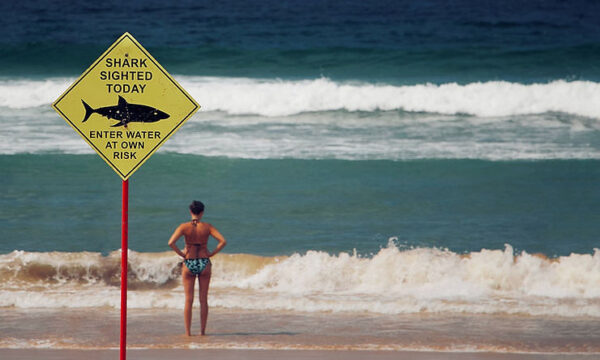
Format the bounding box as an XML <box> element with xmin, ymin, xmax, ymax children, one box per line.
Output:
<box><xmin>182</xmin><ymin>265</ymin><xmax>196</xmax><ymax>336</ymax></box>
<box><xmin>198</xmin><ymin>263</ymin><xmax>211</xmax><ymax>335</ymax></box>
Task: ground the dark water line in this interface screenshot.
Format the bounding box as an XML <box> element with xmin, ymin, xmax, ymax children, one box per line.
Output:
<box><xmin>1</xmin><ymin>0</ymin><xmax>600</xmax><ymax>82</ymax></box>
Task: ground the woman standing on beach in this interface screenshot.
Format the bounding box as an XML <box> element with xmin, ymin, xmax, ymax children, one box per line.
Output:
<box><xmin>168</xmin><ymin>200</ymin><xmax>227</xmax><ymax>336</ymax></box>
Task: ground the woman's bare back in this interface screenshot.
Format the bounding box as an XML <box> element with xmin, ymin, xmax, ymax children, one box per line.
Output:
<box><xmin>182</xmin><ymin>220</ymin><xmax>211</xmax><ymax>259</ymax></box>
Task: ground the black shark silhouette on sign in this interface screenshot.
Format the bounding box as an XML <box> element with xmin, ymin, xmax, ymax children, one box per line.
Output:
<box><xmin>82</xmin><ymin>96</ymin><xmax>170</xmax><ymax>127</ymax></box>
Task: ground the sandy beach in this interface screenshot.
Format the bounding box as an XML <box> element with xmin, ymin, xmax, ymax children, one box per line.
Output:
<box><xmin>1</xmin><ymin>307</ymin><xmax>599</xmax><ymax>355</ymax></box>
<box><xmin>1</xmin><ymin>349</ymin><xmax>599</xmax><ymax>360</ymax></box>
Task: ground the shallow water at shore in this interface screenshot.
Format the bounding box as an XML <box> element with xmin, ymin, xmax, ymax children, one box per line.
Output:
<box><xmin>1</xmin><ymin>307</ymin><xmax>599</xmax><ymax>354</ymax></box>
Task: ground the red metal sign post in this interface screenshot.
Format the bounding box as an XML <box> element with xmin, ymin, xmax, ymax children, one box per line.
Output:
<box><xmin>121</xmin><ymin>179</ymin><xmax>129</xmax><ymax>360</ymax></box>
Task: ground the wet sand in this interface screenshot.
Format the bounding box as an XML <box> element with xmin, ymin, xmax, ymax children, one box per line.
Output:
<box><xmin>1</xmin><ymin>349</ymin><xmax>598</xmax><ymax>360</ymax></box>
<box><xmin>2</xmin><ymin>307</ymin><xmax>600</xmax><ymax>354</ymax></box>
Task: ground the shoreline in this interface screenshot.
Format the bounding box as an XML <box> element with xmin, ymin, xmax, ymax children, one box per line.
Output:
<box><xmin>2</xmin><ymin>307</ymin><xmax>600</xmax><ymax>354</ymax></box>
<box><xmin>1</xmin><ymin>349</ymin><xmax>599</xmax><ymax>360</ymax></box>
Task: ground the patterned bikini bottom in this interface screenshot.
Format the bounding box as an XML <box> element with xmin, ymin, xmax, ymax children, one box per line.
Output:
<box><xmin>183</xmin><ymin>258</ymin><xmax>211</xmax><ymax>275</ymax></box>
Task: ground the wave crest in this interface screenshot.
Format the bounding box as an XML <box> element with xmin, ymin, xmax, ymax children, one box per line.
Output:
<box><xmin>212</xmin><ymin>241</ymin><xmax>600</xmax><ymax>300</ymax></box>
<box><xmin>2</xmin><ymin>243</ymin><xmax>600</xmax><ymax>316</ymax></box>
<box><xmin>1</xmin><ymin>77</ymin><xmax>599</xmax><ymax>118</ymax></box>
<box><xmin>0</xmin><ymin>250</ymin><xmax>180</xmax><ymax>289</ymax></box>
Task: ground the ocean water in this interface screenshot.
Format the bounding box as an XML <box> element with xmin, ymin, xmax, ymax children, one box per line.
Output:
<box><xmin>1</xmin><ymin>0</ymin><xmax>600</xmax><ymax>354</ymax></box>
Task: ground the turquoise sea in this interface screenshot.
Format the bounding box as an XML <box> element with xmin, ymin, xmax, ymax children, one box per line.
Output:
<box><xmin>2</xmin><ymin>154</ymin><xmax>599</xmax><ymax>257</ymax></box>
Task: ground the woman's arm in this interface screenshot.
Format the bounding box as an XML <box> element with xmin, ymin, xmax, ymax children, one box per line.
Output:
<box><xmin>208</xmin><ymin>224</ymin><xmax>227</xmax><ymax>257</ymax></box>
<box><xmin>167</xmin><ymin>225</ymin><xmax>187</xmax><ymax>258</ymax></box>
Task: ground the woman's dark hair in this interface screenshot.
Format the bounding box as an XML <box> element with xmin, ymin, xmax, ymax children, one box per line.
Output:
<box><xmin>189</xmin><ymin>200</ymin><xmax>205</xmax><ymax>215</ymax></box>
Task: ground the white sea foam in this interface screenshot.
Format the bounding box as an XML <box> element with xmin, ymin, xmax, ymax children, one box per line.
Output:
<box><xmin>1</xmin><ymin>105</ymin><xmax>599</xmax><ymax>160</ymax></box>
<box><xmin>2</xmin><ymin>243</ymin><xmax>600</xmax><ymax>317</ymax></box>
<box><xmin>1</xmin><ymin>76</ymin><xmax>599</xmax><ymax>159</ymax></box>
<box><xmin>181</xmin><ymin>77</ymin><xmax>600</xmax><ymax>118</ymax></box>
<box><xmin>1</xmin><ymin>76</ymin><xmax>599</xmax><ymax>118</ymax></box>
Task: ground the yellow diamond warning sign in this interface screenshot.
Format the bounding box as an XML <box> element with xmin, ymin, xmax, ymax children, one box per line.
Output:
<box><xmin>52</xmin><ymin>32</ymin><xmax>199</xmax><ymax>180</ymax></box>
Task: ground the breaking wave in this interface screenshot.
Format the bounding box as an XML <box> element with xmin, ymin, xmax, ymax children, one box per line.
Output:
<box><xmin>2</xmin><ymin>76</ymin><xmax>599</xmax><ymax>160</ymax></box>
<box><xmin>1</xmin><ymin>76</ymin><xmax>599</xmax><ymax>118</ymax></box>
<box><xmin>2</xmin><ymin>242</ymin><xmax>600</xmax><ymax>317</ymax></box>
